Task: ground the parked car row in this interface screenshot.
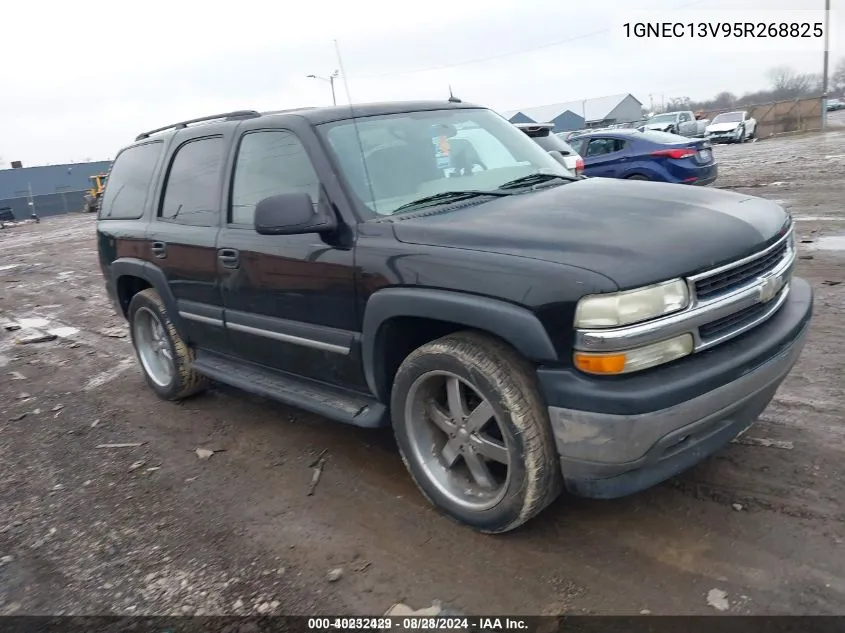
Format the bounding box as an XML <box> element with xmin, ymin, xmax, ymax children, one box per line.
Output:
<box><xmin>516</xmin><ymin>123</ymin><xmax>717</xmax><ymax>186</ymax></box>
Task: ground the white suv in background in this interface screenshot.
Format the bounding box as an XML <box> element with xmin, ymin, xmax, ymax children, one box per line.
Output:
<box><xmin>513</xmin><ymin>122</ymin><xmax>584</xmax><ymax>177</ymax></box>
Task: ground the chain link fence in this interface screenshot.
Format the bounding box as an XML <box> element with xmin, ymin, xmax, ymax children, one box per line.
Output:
<box><xmin>0</xmin><ymin>189</ymin><xmax>89</xmax><ymax>220</ymax></box>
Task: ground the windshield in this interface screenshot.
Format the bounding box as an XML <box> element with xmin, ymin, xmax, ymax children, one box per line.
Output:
<box><xmin>317</xmin><ymin>108</ymin><xmax>569</xmax><ymax>216</ymax></box>
<box><xmin>712</xmin><ymin>112</ymin><xmax>744</xmax><ymax>123</ymax></box>
<box><xmin>648</xmin><ymin>114</ymin><xmax>677</xmax><ymax>124</ymax></box>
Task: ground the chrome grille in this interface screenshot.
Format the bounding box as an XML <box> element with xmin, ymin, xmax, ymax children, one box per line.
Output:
<box><xmin>695</xmin><ymin>239</ymin><xmax>789</xmax><ymax>300</ymax></box>
<box><xmin>698</xmin><ymin>301</ymin><xmax>769</xmax><ymax>341</ymax></box>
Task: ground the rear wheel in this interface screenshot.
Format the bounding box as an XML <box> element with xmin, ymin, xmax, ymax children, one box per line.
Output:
<box><xmin>128</xmin><ymin>288</ymin><xmax>207</xmax><ymax>400</ymax></box>
<box><xmin>391</xmin><ymin>331</ymin><xmax>562</xmax><ymax>533</ymax></box>
<box><xmin>626</xmin><ymin>174</ymin><xmax>650</xmax><ymax>181</ymax></box>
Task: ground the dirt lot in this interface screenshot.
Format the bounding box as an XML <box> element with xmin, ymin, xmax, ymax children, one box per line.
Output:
<box><xmin>1</xmin><ymin>125</ymin><xmax>844</xmax><ymax>617</ymax></box>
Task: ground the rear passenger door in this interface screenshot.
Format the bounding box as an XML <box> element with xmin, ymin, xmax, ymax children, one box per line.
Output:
<box><xmin>146</xmin><ymin>132</ymin><xmax>231</xmax><ymax>353</ymax></box>
<box><xmin>583</xmin><ymin>138</ymin><xmax>628</xmax><ymax>178</ymax></box>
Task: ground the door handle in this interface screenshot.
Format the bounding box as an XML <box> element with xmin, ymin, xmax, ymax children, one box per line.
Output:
<box><xmin>218</xmin><ymin>248</ymin><xmax>240</xmax><ymax>269</ymax></box>
<box><xmin>151</xmin><ymin>241</ymin><xmax>167</xmax><ymax>258</ymax></box>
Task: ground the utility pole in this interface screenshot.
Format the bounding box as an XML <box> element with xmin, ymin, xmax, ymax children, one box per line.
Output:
<box><xmin>821</xmin><ymin>0</ymin><xmax>831</xmax><ymax>129</ymax></box>
<box><xmin>27</xmin><ymin>182</ymin><xmax>39</xmax><ymax>222</ymax></box>
<box><xmin>307</xmin><ymin>70</ymin><xmax>339</xmax><ymax>105</ymax></box>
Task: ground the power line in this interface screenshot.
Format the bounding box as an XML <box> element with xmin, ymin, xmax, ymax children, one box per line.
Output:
<box><xmin>347</xmin><ymin>0</ymin><xmax>709</xmax><ymax>80</ymax></box>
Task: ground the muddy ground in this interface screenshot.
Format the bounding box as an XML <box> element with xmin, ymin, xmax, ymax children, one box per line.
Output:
<box><xmin>1</xmin><ymin>124</ymin><xmax>844</xmax><ymax>617</ymax></box>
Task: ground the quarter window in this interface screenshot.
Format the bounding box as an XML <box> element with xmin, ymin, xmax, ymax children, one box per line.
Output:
<box><xmin>99</xmin><ymin>141</ymin><xmax>163</xmax><ymax>220</ymax></box>
<box><xmin>159</xmin><ymin>136</ymin><xmax>224</xmax><ymax>227</ymax></box>
<box><xmin>230</xmin><ymin>130</ymin><xmax>320</xmax><ymax>227</ymax></box>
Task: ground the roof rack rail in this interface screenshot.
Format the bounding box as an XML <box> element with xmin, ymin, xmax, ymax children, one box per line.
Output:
<box><xmin>134</xmin><ymin>110</ymin><xmax>261</xmax><ymax>141</ymax></box>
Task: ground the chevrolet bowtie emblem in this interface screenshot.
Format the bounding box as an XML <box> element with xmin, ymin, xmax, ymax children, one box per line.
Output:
<box><xmin>758</xmin><ymin>275</ymin><xmax>782</xmax><ymax>303</ymax></box>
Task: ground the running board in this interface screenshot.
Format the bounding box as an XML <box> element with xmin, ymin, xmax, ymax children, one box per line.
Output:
<box><xmin>192</xmin><ymin>351</ymin><xmax>388</xmax><ymax>428</ymax></box>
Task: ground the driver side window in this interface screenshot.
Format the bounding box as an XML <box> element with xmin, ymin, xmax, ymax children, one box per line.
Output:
<box><xmin>229</xmin><ymin>130</ymin><xmax>320</xmax><ymax>227</ymax></box>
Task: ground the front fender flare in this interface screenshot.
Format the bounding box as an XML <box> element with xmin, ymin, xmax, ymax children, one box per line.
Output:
<box><xmin>361</xmin><ymin>287</ymin><xmax>559</xmax><ymax>400</ymax></box>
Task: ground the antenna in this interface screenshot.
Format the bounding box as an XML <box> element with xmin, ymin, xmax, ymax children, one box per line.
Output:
<box><xmin>448</xmin><ymin>85</ymin><xmax>462</xmax><ymax>103</ymax></box>
<box><xmin>334</xmin><ymin>39</ymin><xmax>378</xmax><ymax>214</ymax></box>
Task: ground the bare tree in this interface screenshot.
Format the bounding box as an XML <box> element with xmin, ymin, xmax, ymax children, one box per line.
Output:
<box><xmin>711</xmin><ymin>91</ymin><xmax>736</xmax><ymax>109</ymax></box>
<box><xmin>666</xmin><ymin>96</ymin><xmax>691</xmax><ymax>110</ymax></box>
<box><xmin>767</xmin><ymin>65</ymin><xmax>816</xmax><ymax>99</ymax></box>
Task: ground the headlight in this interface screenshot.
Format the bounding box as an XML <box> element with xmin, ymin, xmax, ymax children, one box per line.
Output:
<box><xmin>574</xmin><ymin>334</ymin><xmax>694</xmax><ymax>375</ymax></box>
<box><xmin>574</xmin><ymin>279</ymin><xmax>690</xmax><ymax>328</ymax></box>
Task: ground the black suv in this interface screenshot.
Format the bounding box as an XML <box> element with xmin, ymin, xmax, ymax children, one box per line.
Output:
<box><xmin>97</xmin><ymin>101</ymin><xmax>812</xmax><ymax>533</ymax></box>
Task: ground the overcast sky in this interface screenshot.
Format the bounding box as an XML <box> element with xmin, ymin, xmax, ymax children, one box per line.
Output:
<box><xmin>2</xmin><ymin>0</ymin><xmax>842</xmax><ymax>165</ymax></box>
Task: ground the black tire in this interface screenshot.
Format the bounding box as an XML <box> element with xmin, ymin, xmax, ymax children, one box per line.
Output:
<box><xmin>390</xmin><ymin>331</ymin><xmax>562</xmax><ymax>533</ymax></box>
<box><xmin>626</xmin><ymin>174</ymin><xmax>650</xmax><ymax>181</ymax></box>
<box><xmin>128</xmin><ymin>288</ymin><xmax>207</xmax><ymax>400</ymax></box>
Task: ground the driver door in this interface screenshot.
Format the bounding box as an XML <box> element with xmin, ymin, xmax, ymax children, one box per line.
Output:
<box><xmin>215</xmin><ymin>127</ymin><xmax>367</xmax><ymax>391</ymax></box>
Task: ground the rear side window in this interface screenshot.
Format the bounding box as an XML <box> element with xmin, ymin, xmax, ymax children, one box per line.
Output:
<box><xmin>99</xmin><ymin>141</ymin><xmax>163</xmax><ymax>220</ymax></box>
<box><xmin>159</xmin><ymin>136</ymin><xmax>224</xmax><ymax>227</ymax></box>
<box><xmin>229</xmin><ymin>130</ymin><xmax>320</xmax><ymax>227</ymax></box>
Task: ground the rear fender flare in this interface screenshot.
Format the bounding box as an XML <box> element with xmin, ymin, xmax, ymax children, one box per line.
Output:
<box><xmin>110</xmin><ymin>258</ymin><xmax>187</xmax><ymax>338</ymax></box>
<box><xmin>361</xmin><ymin>288</ymin><xmax>559</xmax><ymax>400</ymax></box>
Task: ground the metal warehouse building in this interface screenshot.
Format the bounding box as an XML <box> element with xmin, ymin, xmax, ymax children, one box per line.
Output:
<box><xmin>502</xmin><ymin>93</ymin><xmax>644</xmax><ymax>133</ymax></box>
<box><xmin>0</xmin><ymin>160</ymin><xmax>112</xmax><ymax>220</ymax></box>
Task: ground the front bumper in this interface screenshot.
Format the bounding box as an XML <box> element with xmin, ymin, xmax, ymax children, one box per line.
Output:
<box><xmin>707</xmin><ymin>130</ymin><xmax>742</xmax><ymax>143</ymax></box>
<box><xmin>538</xmin><ymin>276</ymin><xmax>813</xmax><ymax>499</ymax></box>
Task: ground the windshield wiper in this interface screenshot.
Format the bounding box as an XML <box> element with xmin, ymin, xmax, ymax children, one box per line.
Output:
<box><xmin>497</xmin><ymin>173</ymin><xmax>575</xmax><ymax>190</ymax></box>
<box><xmin>392</xmin><ymin>190</ymin><xmax>512</xmax><ymax>214</ymax></box>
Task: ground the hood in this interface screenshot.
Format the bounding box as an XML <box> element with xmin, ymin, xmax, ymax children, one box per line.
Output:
<box><xmin>390</xmin><ymin>178</ymin><xmax>790</xmax><ymax>289</ymax></box>
<box><xmin>706</xmin><ymin>122</ymin><xmax>742</xmax><ymax>133</ymax></box>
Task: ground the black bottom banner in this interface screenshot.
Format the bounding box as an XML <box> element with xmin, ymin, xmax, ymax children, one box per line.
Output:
<box><xmin>0</xmin><ymin>616</ymin><xmax>843</xmax><ymax>633</ymax></box>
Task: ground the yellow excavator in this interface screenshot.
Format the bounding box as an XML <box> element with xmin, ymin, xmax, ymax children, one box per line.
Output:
<box><xmin>82</xmin><ymin>173</ymin><xmax>108</xmax><ymax>213</ymax></box>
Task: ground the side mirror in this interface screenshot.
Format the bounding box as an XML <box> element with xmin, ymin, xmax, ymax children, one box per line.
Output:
<box><xmin>254</xmin><ymin>192</ymin><xmax>337</xmax><ymax>236</ymax></box>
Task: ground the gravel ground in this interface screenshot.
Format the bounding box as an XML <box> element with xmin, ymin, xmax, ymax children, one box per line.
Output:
<box><xmin>1</xmin><ymin>122</ymin><xmax>844</xmax><ymax>617</ymax></box>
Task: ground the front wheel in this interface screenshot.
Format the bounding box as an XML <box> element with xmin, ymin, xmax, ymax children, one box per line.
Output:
<box><xmin>391</xmin><ymin>331</ymin><xmax>562</xmax><ymax>533</ymax></box>
<box><xmin>626</xmin><ymin>174</ymin><xmax>650</xmax><ymax>181</ymax></box>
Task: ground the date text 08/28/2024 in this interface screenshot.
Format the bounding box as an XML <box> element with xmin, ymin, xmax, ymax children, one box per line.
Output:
<box><xmin>306</xmin><ymin>616</ymin><xmax>529</xmax><ymax>630</ymax></box>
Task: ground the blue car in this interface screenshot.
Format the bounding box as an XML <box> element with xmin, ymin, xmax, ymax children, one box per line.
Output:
<box><xmin>565</xmin><ymin>129</ymin><xmax>718</xmax><ymax>185</ymax></box>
